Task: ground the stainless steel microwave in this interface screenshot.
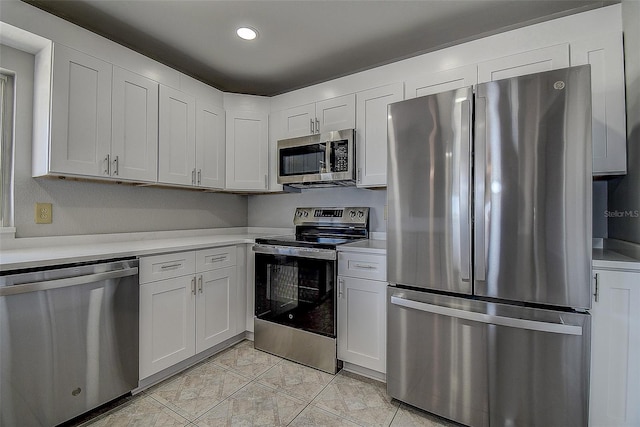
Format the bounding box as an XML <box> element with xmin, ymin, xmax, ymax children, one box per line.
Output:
<box><xmin>277</xmin><ymin>129</ymin><xmax>355</xmax><ymax>188</ymax></box>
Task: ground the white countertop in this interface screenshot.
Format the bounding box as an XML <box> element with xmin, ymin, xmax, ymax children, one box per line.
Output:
<box><xmin>338</xmin><ymin>239</ymin><xmax>386</xmax><ymax>254</ymax></box>
<box><xmin>0</xmin><ymin>228</ymin><xmax>288</xmax><ymax>271</ymax></box>
<box><xmin>593</xmin><ymin>249</ymin><xmax>640</xmax><ymax>271</ymax></box>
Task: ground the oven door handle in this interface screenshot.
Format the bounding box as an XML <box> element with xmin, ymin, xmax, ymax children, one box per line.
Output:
<box><xmin>252</xmin><ymin>244</ymin><xmax>337</xmax><ymax>260</ymax></box>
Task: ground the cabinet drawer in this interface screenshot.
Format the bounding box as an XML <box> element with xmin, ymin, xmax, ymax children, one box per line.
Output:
<box><xmin>196</xmin><ymin>246</ymin><xmax>236</xmax><ymax>272</ymax></box>
<box><xmin>338</xmin><ymin>252</ymin><xmax>386</xmax><ymax>281</ymax></box>
<box><xmin>139</xmin><ymin>251</ymin><xmax>196</xmax><ymax>284</ymax></box>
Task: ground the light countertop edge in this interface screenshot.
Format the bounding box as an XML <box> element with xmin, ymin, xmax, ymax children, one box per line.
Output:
<box><xmin>338</xmin><ymin>239</ymin><xmax>387</xmax><ymax>254</ymax></box>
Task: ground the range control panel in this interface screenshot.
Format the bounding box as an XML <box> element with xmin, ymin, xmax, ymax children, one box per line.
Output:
<box><xmin>293</xmin><ymin>207</ymin><xmax>369</xmax><ymax>226</ymax></box>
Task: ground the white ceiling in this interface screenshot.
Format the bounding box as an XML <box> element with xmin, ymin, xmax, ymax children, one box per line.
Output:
<box><xmin>24</xmin><ymin>0</ymin><xmax>616</xmax><ymax>96</ymax></box>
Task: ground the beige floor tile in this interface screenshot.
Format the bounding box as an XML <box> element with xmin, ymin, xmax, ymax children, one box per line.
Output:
<box><xmin>256</xmin><ymin>358</ymin><xmax>334</xmax><ymax>402</ymax></box>
<box><xmin>147</xmin><ymin>361</ymin><xmax>251</xmax><ymax>421</ymax></box>
<box><xmin>289</xmin><ymin>405</ymin><xmax>362</xmax><ymax>427</ymax></box>
<box><xmin>312</xmin><ymin>371</ymin><xmax>399</xmax><ymax>427</ymax></box>
<box><xmin>390</xmin><ymin>404</ymin><xmax>459</xmax><ymax>427</ymax></box>
<box><xmin>193</xmin><ymin>382</ymin><xmax>307</xmax><ymax>427</ymax></box>
<box><xmin>85</xmin><ymin>394</ymin><xmax>190</xmax><ymax>427</ymax></box>
<box><xmin>211</xmin><ymin>340</ymin><xmax>282</xmax><ymax>379</ymax></box>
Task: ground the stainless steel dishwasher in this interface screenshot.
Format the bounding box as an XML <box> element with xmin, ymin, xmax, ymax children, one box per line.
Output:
<box><xmin>0</xmin><ymin>258</ymin><xmax>139</xmax><ymax>426</ymax></box>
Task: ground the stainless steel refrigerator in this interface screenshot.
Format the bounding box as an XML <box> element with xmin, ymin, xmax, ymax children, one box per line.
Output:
<box><xmin>386</xmin><ymin>65</ymin><xmax>592</xmax><ymax>427</ymax></box>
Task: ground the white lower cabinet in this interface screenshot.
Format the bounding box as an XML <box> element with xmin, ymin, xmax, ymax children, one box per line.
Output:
<box><xmin>337</xmin><ymin>251</ymin><xmax>387</xmax><ymax>377</ymax></box>
<box><xmin>139</xmin><ymin>246</ymin><xmax>238</xmax><ymax>379</ymax></box>
<box><xmin>590</xmin><ymin>267</ymin><xmax>640</xmax><ymax>427</ymax></box>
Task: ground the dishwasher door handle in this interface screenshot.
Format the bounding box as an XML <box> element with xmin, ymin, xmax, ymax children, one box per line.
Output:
<box><xmin>390</xmin><ymin>295</ymin><xmax>583</xmax><ymax>336</ymax></box>
<box><xmin>0</xmin><ymin>267</ymin><xmax>139</xmax><ymax>297</ymax></box>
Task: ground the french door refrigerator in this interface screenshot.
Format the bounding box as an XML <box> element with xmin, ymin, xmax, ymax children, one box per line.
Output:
<box><xmin>387</xmin><ymin>65</ymin><xmax>592</xmax><ymax>427</ymax></box>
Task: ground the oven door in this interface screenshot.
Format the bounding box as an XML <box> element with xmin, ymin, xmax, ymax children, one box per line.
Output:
<box><xmin>254</xmin><ymin>245</ymin><xmax>336</xmax><ymax>338</ymax></box>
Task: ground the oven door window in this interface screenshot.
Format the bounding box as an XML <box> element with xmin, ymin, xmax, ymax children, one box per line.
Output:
<box><xmin>255</xmin><ymin>253</ymin><xmax>335</xmax><ymax>337</ymax></box>
<box><xmin>279</xmin><ymin>143</ymin><xmax>327</xmax><ymax>176</ymax></box>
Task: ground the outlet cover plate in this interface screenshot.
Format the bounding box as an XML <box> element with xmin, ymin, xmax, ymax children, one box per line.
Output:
<box><xmin>35</xmin><ymin>203</ymin><xmax>52</xmax><ymax>224</ymax></box>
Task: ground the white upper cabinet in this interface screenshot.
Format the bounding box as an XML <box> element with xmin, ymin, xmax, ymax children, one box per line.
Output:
<box><xmin>49</xmin><ymin>44</ymin><xmax>112</xmax><ymax>177</ymax></box>
<box><xmin>590</xmin><ymin>268</ymin><xmax>640</xmax><ymax>427</ymax></box>
<box><xmin>281</xmin><ymin>94</ymin><xmax>355</xmax><ymax>139</ymax></box>
<box><xmin>196</xmin><ymin>100</ymin><xmax>226</xmax><ymax>189</ymax></box>
<box><xmin>477</xmin><ymin>44</ymin><xmax>570</xmax><ymax>83</ymax></box>
<box><xmin>355</xmin><ymin>82</ymin><xmax>403</xmax><ymax>187</ymax></box>
<box><xmin>225</xmin><ymin>110</ymin><xmax>269</xmax><ymax>191</ymax></box>
<box><xmin>111</xmin><ymin>66</ymin><xmax>159</xmax><ymax>182</ymax></box>
<box><xmin>405</xmin><ymin>64</ymin><xmax>477</xmax><ymax>99</ymax></box>
<box><xmin>158</xmin><ymin>85</ymin><xmax>197</xmax><ymax>186</ymax></box>
<box><xmin>570</xmin><ymin>32</ymin><xmax>627</xmax><ymax>176</ymax></box>
<box><xmin>48</xmin><ymin>44</ymin><xmax>159</xmax><ymax>182</ymax></box>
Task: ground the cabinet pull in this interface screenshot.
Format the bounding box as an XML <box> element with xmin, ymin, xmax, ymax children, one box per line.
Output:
<box><xmin>104</xmin><ymin>154</ymin><xmax>110</xmax><ymax>175</ymax></box>
<box><xmin>338</xmin><ymin>278</ymin><xmax>344</xmax><ymax>298</ymax></box>
<box><xmin>192</xmin><ymin>169</ymin><xmax>196</xmax><ymax>185</ymax></box>
<box><xmin>310</xmin><ymin>118</ymin><xmax>314</xmax><ymax>134</ymax></box>
<box><xmin>197</xmin><ymin>169</ymin><xmax>202</xmax><ymax>185</ymax></box>
<box><xmin>160</xmin><ymin>263</ymin><xmax>182</xmax><ymax>270</ymax></box>
<box><xmin>315</xmin><ymin>118</ymin><xmax>320</xmax><ymax>133</ymax></box>
<box><xmin>198</xmin><ymin>275</ymin><xmax>203</xmax><ymax>293</ymax></box>
<box><xmin>357</xmin><ymin>168</ymin><xmax>362</xmax><ymax>183</ymax></box>
<box><xmin>207</xmin><ymin>255</ymin><xmax>227</xmax><ymax>263</ymax></box>
<box><xmin>594</xmin><ymin>273</ymin><xmax>599</xmax><ymax>302</ymax></box>
<box><xmin>353</xmin><ymin>263</ymin><xmax>376</xmax><ymax>269</ymax></box>
<box><xmin>113</xmin><ymin>155</ymin><xmax>119</xmax><ymax>176</ymax></box>
<box><xmin>191</xmin><ymin>277</ymin><xmax>196</xmax><ymax>295</ymax></box>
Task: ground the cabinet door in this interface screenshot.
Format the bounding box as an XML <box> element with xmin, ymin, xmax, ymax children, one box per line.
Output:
<box><xmin>405</xmin><ymin>64</ymin><xmax>477</xmax><ymax>99</ymax></box>
<box><xmin>477</xmin><ymin>44</ymin><xmax>569</xmax><ymax>83</ymax></box>
<box><xmin>356</xmin><ymin>83</ymin><xmax>403</xmax><ymax>187</ymax></box>
<box><xmin>316</xmin><ymin>94</ymin><xmax>356</xmax><ymax>133</ymax></box>
<box><xmin>590</xmin><ymin>269</ymin><xmax>640</xmax><ymax>427</ymax></box>
<box><xmin>158</xmin><ymin>85</ymin><xmax>196</xmax><ymax>186</ymax></box>
<box><xmin>196</xmin><ymin>267</ymin><xmax>238</xmax><ymax>353</ymax></box>
<box><xmin>139</xmin><ymin>275</ymin><xmax>196</xmax><ymax>379</ymax></box>
<box><xmin>571</xmin><ymin>33</ymin><xmax>627</xmax><ymax>175</ymax></box>
<box><xmin>337</xmin><ymin>276</ymin><xmax>387</xmax><ymax>373</ymax></box>
<box><xmin>111</xmin><ymin>66</ymin><xmax>158</xmax><ymax>182</ymax></box>
<box><xmin>50</xmin><ymin>44</ymin><xmax>112</xmax><ymax>177</ymax></box>
<box><xmin>281</xmin><ymin>103</ymin><xmax>316</xmax><ymax>138</ymax></box>
<box><xmin>225</xmin><ymin>110</ymin><xmax>269</xmax><ymax>190</ymax></box>
<box><xmin>196</xmin><ymin>100</ymin><xmax>225</xmax><ymax>189</ymax></box>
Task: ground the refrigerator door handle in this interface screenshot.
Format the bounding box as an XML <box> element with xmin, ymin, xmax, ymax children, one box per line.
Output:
<box><xmin>474</xmin><ymin>96</ymin><xmax>487</xmax><ymax>282</ymax></box>
<box><xmin>390</xmin><ymin>295</ymin><xmax>583</xmax><ymax>336</ymax></box>
<box><xmin>459</xmin><ymin>99</ymin><xmax>472</xmax><ymax>282</ymax></box>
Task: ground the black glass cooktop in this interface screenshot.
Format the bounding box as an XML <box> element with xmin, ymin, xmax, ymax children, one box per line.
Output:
<box><xmin>255</xmin><ymin>234</ymin><xmax>364</xmax><ymax>250</ymax></box>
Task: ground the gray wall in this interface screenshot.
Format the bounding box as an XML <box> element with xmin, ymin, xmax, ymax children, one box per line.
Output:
<box><xmin>1</xmin><ymin>44</ymin><xmax>247</xmax><ymax>238</ymax></box>
<box><xmin>248</xmin><ymin>187</ymin><xmax>387</xmax><ymax>232</ymax></box>
<box><xmin>608</xmin><ymin>0</ymin><xmax>640</xmax><ymax>243</ymax></box>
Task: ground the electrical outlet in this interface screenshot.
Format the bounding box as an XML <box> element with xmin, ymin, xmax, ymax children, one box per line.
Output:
<box><xmin>35</xmin><ymin>203</ymin><xmax>52</xmax><ymax>224</ymax></box>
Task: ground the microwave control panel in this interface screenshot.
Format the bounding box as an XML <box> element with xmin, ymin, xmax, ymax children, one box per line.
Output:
<box><xmin>332</xmin><ymin>140</ymin><xmax>349</xmax><ymax>172</ymax></box>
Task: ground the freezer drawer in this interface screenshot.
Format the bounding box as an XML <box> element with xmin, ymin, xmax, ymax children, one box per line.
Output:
<box><xmin>387</xmin><ymin>287</ymin><xmax>590</xmax><ymax>427</ymax></box>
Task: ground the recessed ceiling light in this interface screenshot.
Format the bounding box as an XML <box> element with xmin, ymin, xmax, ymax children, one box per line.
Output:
<box><xmin>236</xmin><ymin>27</ymin><xmax>258</xmax><ymax>41</ymax></box>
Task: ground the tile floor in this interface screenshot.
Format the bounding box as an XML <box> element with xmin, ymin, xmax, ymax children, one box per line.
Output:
<box><xmin>81</xmin><ymin>340</ymin><xmax>458</xmax><ymax>427</ymax></box>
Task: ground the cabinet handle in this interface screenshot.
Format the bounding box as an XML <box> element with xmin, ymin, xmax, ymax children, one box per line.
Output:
<box><xmin>197</xmin><ymin>169</ymin><xmax>202</xmax><ymax>185</ymax></box>
<box><xmin>338</xmin><ymin>278</ymin><xmax>344</xmax><ymax>298</ymax></box>
<box><xmin>112</xmin><ymin>155</ymin><xmax>119</xmax><ymax>176</ymax></box>
<box><xmin>315</xmin><ymin>118</ymin><xmax>320</xmax><ymax>134</ymax></box>
<box><xmin>191</xmin><ymin>276</ymin><xmax>196</xmax><ymax>295</ymax></box>
<box><xmin>353</xmin><ymin>263</ymin><xmax>376</xmax><ymax>269</ymax></box>
<box><xmin>160</xmin><ymin>263</ymin><xmax>182</xmax><ymax>270</ymax></box>
<box><xmin>104</xmin><ymin>154</ymin><xmax>110</xmax><ymax>175</ymax></box>
<box><xmin>198</xmin><ymin>275</ymin><xmax>203</xmax><ymax>293</ymax></box>
<box><xmin>208</xmin><ymin>255</ymin><xmax>227</xmax><ymax>262</ymax></box>
<box><xmin>192</xmin><ymin>169</ymin><xmax>196</xmax><ymax>185</ymax></box>
<box><xmin>594</xmin><ymin>273</ymin><xmax>599</xmax><ymax>302</ymax></box>
<box><xmin>310</xmin><ymin>118</ymin><xmax>314</xmax><ymax>134</ymax></box>
<box><xmin>357</xmin><ymin>168</ymin><xmax>362</xmax><ymax>183</ymax></box>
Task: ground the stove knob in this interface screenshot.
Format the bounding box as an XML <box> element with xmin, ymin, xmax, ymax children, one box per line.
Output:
<box><xmin>349</xmin><ymin>211</ymin><xmax>356</xmax><ymax>219</ymax></box>
<box><xmin>296</xmin><ymin>211</ymin><xmax>303</xmax><ymax>217</ymax></box>
<box><xmin>357</xmin><ymin>211</ymin><xmax>364</xmax><ymax>218</ymax></box>
<box><xmin>303</xmin><ymin>211</ymin><xmax>309</xmax><ymax>217</ymax></box>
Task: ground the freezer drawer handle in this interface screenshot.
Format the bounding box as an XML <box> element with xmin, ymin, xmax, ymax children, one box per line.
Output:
<box><xmin>390</xmin><ymin>295</ymin><xmax>583</xmax><ymax>336</ymax></box>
